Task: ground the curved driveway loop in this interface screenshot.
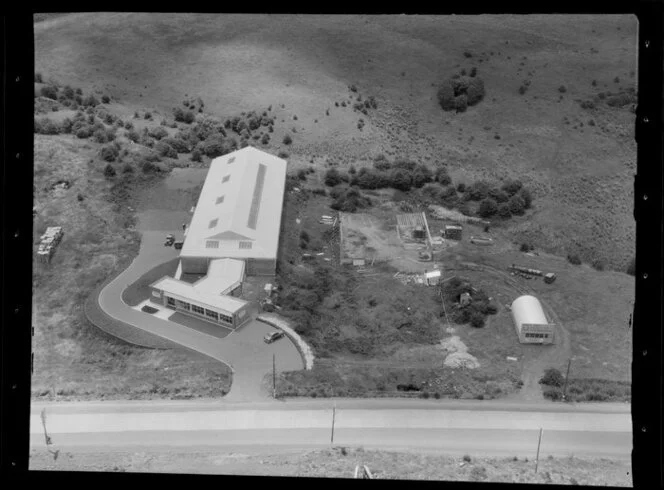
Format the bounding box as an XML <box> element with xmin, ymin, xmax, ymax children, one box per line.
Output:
<box><xmin>98</xmin><ymin>230</ymin><xmax>303</xmax><ymax>401</ymax></box>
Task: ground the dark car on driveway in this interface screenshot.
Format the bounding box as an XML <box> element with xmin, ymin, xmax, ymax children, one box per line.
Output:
<box><xmin>264</xmin><ymin>330</ymin><xmax>285</xmax><ymax>344</ymax></box>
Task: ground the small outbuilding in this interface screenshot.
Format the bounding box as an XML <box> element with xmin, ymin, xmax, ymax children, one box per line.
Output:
<box><xmin>511</xmin><ymin>295</ymin><xmax>555</xmax><ymax>344</ymax></box>
<box><xmin>444</xmin><ymin>224</ymin><xmax>463</xmax><ymax>240</ymax></box>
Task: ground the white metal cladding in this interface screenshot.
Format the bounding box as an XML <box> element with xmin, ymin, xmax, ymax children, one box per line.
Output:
<box><xmin>511</xmin><ymin>295</ymin><xmax>549</xmax><ymax>331</ymax></box>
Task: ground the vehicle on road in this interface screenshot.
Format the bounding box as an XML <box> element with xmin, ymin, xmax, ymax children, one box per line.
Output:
<box><xmin>264</xmin><ymin>330</ymin><xmax>285</xmax><ymax>344</ymax></box>
<box><xmin>165</xmin><ymin>234</ymin><xmax>175</xmax><ymax>246</ymax></box>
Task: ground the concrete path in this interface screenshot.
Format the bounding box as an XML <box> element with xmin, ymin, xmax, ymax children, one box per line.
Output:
<box><xmin>97</xmin><ymin>230</ymin><xmax>303</xmax><ymax>401</ymax></box>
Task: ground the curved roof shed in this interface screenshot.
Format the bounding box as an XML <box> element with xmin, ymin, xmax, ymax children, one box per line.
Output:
<box><xmin>511</xmin><ymin>295</ymin><xmax>548</xmax><ymax>331</ymax></box>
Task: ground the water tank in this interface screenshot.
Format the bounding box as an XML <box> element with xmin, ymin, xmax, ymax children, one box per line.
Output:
<box><xmin>511</xmin><ymin>295</ymin><xmax>548</xmax><ymax>331</ymax></box>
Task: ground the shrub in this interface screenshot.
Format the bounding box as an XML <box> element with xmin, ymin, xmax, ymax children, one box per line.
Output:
<box><xmin>478</xmin><ymin>198</ymin><xmax>498</xmax><ymax>218</ymax></box>
<box><xmin>540</xmin><ymin>368</ymin><xmax>564</xmax><ymax>387</ymax></box>
<box><xmin>149</xmin><ymin>126</ymin><xmax>168</xmax><ymax>140</ymax></box>
<box><xmin>412</xmin><ymin>165</ymin><xmax>433</xmax><ymax>188</ymax></box>
<box><xmin>283</xmin><ymin>134</ymin><xmax>293</xmax><ymax>145</ymax></box>
<box><xmin>34</xmin><ymin>72</ymin><xmax>43</xmax><ymax>83</ymax></box>
<box><xmin>508</xmin><ymin>195</ymin><xmax>526</xmax><ymax>215</ymax></box>
<box><xmin>122</xmin><ymin>162</ymin><xmax>134</xmax><ymax>173</ymax></box>
<box><xmin>455</xmin><ymin>94</ymin><xmax>468</xmax><ymax>112</ymax></box>
<box><xmin>40</xmin><ymin>85</ymin><xmax>58</xmax><ymax>100</ymax></box>
<box><xmin>261</xmin><ymin>133</ymin><xmax>270</xmax><ymax>145</ymax></box>
<box><xmin>456</xmin><ymin>182</ymin><xmax>466</xmax><ymax>193</ymax></box>
<box><xmin>470</xmin><ymin>67</ymin><xmax>477</xmax><ymax>77</ymax></box>
<box><xmin>501</xmin><ymin>179</ymin><xmax>523</xmax><ymax>196</ymax></box>
<box><xmin>470</xmin><ymin>311</ymin><xmax>486</xmax><ymax>328</ymax></box>
<box><xmin>518</xmin><ymin>84</ymin><xmax>528</xmax><ymax>95</ymax></box>
<box><xmin>141</xmin><ymin>160</ymin><xmax>159</xmax><ymax>173</ymax></box>
<box><xmin>103</xmin><ymin>163</ymin><xmax>116</xmax><ymax>178</ymax></box>
<box><xmin>60</xmin><ymin>117</ymin><xmax>73</xmax><ymax>134</ymax></box>
<box><xmin>373</xmin><ymin>155</ymin><xmax>392</xmax><ymax>171</ymax></box>
<box><xmin>278</xmin><ymin>151</ymin><xmax>289</xmax><ymax>159</ymax></box>
<box><xmin>517</xmin><ymin>188</ymin><xmax>533</xmax><ymax>209</ymax></box>
<box><xmin>75</xmin><ymin>126</ymin><xmax>93</xmax><ymax>139</ymax></box>
<box><xmin>83</xmin><ymin>94</ymin><xmax>99</xmax><ymax>107</ymax></box>
<box><xmin>520</xmin><ymin>242</ymin><xmax>534</xmax><ymax>253</ymax></box>
<box><xmin>34</xmin><ymin>117</ymin><xmax>60</xmax><ymax>135</ymax></box>
<box><xmin>463</xmin><ymin>454</ymin><xmax>472</xmax><ymax>463</ymax></box>
<box><xmin>558</xmin><ymin>85</ymin><xmax>567</xmax><ymax>93</ymax></box>
<box><xmin>311</xmin><ymin>188</ymin><xmax>326</xmax><ymax>196</ymax></box>
<box><xmin>297</xmin><ymin>169</ymin><xmax>307</xmax><ymax>181</ymax></box>
<box><xmin>324</xmin><ymin>168</ymin><xmax>343</xmax><ymax>187</ymax></box>
<box><xmin>591</xmin><ymin>258</ymin><xmax>605</xmax><ymax>271</ymax></box>
<box><xmin>488</xmin><ymin>187</ymin><xmax>509</xmax><ymax>203</ymax></box>
<box><xmin>354</xmin><ymin>168</ymin><xmax>389</xmax><ymax>189</ymax></box>
<box><xmin>101</xmin><ymin>94</ymin><xmax>111</xmax><ymax>104</ymax></box>
<box><xmin>126</xmin><ymin>129</ymin><xmax>140</xmax><ymax>143</ymax></box>
<box><xmin>100</xmin><ymin>144</ymin><xmax>120</xmax><ymax>162</ymax></box>
<box><xmin>191</xmin><ymin>149</ymin><xmax>202</xmax><ymax>162</ymax></box>
<box><xmin>567</xmin><ymin>254</ymin><xmax>582</xmax><ymax>265</ymax></box>
<box><xmin>163</xmin><ymin>137</ymin><xmax>189</xmax><ymax>153</ymax></box>
<box><xmin>467</xmin><ymin>181</ymin><xmax>491</xmax><ymax>201</ymax></box>
<box><xmin>348</xmin><ymin>165</ymin><xmax>357</xmax><ymax>175</ymax></box>
<box><xmin>389</xmin><ymin>169</ymin><xmax>413</xmax><ymax>191</ymax></box>
<box><xmin>437</xmin><ymin>80</ymin><xmax>456</xmax><ymax>111</ymax></box>
<box><xmin>155</xmin><ymin>140</ymin><xmax>178</xmax><ymax>158</ymax></box>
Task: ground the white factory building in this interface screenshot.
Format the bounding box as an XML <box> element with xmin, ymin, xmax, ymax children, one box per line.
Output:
<box><xmin>149</xmin><ymin>146</ymin><xmax>287</xmax><ymax>329</ymax></box>
<box><xmin>511</xmin><ymin>295</ymin><xmax>555</xmax><ymax>344</ymax></box>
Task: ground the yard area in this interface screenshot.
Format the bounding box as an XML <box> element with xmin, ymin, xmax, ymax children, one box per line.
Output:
<box><xmin>32</xmin><ymin>137</ymin><xmax>232</xmax><ymax>401</ymax></box>
<box><xmin>273</xmin><ymin>181</ymin><xmax>633</xmax><ymax>402</ymax></box>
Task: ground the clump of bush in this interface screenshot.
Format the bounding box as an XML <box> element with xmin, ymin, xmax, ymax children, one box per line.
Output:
<box><xmin>34</xmin><ymin>117</ymin><xmax>60</xmax><ymax>135</ymax></box>
<box><xmin>330</xmin><ymin>187</ymin><xmax>372</xmax><ymax>213</ymax></box>
<box><xmin>173</xmin><ymin>107</ymin><xmax>196</xmax><ymax>124</ymax></box>
<box><xmin>324</xmin><ymin>168</ymin><xmax>346</xmax><ymax>187</ymax></box>
<box><xmin>283</xmin><ymin>134</ymin><xmax>293</xmax><ymax>145</ymax></box>
<box><xmin>100</xmin><ymin>143</ymin><xmax>121</xmax><ymax>162</ymax></box>
<box><xmin>148</xmin><ymin>126</ymin><xmax>169</xmax><ymax>140</ymax></box>
<box><xmin>438</xmin><ymin>73</ymin><xmax>486</xmax><ymax>112</ymax></box>
<box><xmin>567</xmin><ymin>254</ymin><xmax>582</xmax><ymax>265</ymax></box>
<box><xmin>40</xmin><ymin>85</ymin><xmax>58</xmax><ymax>100</ymax></box>
<box><xmin>155</xmin><ymin>140</ymin><xmax>178</xmax><ymax>159</ymax></box>
<box><xmin>162</xmin><ymin>137</ymin><xmax>190</xmax><ymax>153</ymax></box>
<box><xmin>519</xmin><ymin>242</ymin><xmax>535</xmax><ymax>253</ymax></box>
<box><xmin>558</xmin><ymin>85</ymin><xmax>567</xmax><ymax>93</ymax></box>
<box><xmin>441</xmin><ymin>277</ymin><xmax>497</xmax><ymax>328</ymax></box>
<box><xmin>540</xmin><ymin>368</ymin><xmax>565</xmax><ymax>387</ymax></box>
<box><xmin>103</xmin><ymin>163</ymin><xmax>116</xmax><ymax>178</ymax></box>
<box><xmin>478</xmin><ymin>198</ymin><xmax>498</xmax><ymax>218</ymax></box>
<box><xmin>190</xmin><ymin>149</ymin><xmax>202</xmax><ymax>162</ymax></box>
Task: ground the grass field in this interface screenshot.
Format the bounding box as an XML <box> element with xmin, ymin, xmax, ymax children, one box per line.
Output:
<box><xmin>35</xmin><ymin>13</ymin><xmax>637</xmax><ymax>271</ymax></box>
<box><xmin>28</xmin><ymin>446</ymin><xmax>632</xmax><ymax>486</ymax></box>
<box><xmin>32</xmin><ymin>135</ymin><xmax>231</xmax><ymax>401</ymax></box>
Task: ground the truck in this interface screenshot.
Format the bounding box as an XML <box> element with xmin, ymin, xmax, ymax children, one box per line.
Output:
<box><xmin>544</xmin><ymin>272</ymin><xmax>557</xmax><ymax>284</ymax></box>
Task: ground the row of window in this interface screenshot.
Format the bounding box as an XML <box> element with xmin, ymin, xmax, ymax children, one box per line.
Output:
<box><xmin>205</xmin><ymin>240</ymin><xmax>253</xmax><ymax>249</ymax></box>
<box><xmin>166</xmin><ymin>296</ymin><xmax>234</xmax><ymax>325</ymax></box>
<box><xmin>524</xmin><ymin>333</ymin><xmax>550</xmax><ymax>339</ymax></box>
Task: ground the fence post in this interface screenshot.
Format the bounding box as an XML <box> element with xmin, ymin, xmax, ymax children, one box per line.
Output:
<box><xmin>331</xmin><ymin>403</ymin><xmax>336</xmax><ymax>444</ymax></box>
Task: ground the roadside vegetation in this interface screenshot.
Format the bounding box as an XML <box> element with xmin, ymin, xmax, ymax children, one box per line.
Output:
<box><xmin>539</xmin><ymin>368</ymin><xmax>630</xmax><ymax>402</ymax></box>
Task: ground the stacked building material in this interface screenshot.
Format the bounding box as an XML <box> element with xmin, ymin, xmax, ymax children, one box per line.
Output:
<box><xmin>37</xmin><ymin>226</ymin><xmax>63</xmax><ymax>263</ymax></box>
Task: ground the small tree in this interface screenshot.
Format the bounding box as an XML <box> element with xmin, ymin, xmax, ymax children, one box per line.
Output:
<box><xmin>389</xmin><ymin>169</ymin><xmax>413</xmax><ymax>191</ymax></box>
<box><xmin>456</xmin><ymin>182</ymin><xmax>466</xmax><ymax>193</ymax></box>
<box><xmin>34</xmin><ymin>72</ymin><xmax>44</xmax><ymax>83</ymax></box>
<box><xmin>497</xmin><ymin>203</ymin><xmax>511</xmax><ymax>218</ymax></box>
<box><xmin>435</xmin><ymin>167</ymin><xmax>452</xmax><ymax>186</ymax></box>
<box><xmin>517</xmin><ymin>188</ymin><xmax>533</xmax><ymax>209</ymax></box>
<box><xmin>539</xmin><ymin>368</ymin><xmax>565</xmax><ymax>387</ymax></box>
<box><xmin>283</xmin><ymin>134</ymin><xmax>293</xmax><ymax>145</ymax></box>
<box><xmin>324</xmin><ymin>168</ymin><xmax>342</xmax><ymax>187</ymax></box>
<box><xmin>100</xmin><ymin>145</ymin><xmax>119</xmax><ymax>162</ymax></box>
<box><xmin>567</xmin><ymin>254</ymin><xmax>582</xmax><ymax>265</ymax></box>
<box><xmin>478</xmin><ymin>198</ymin><xmax>498</xmax><ymax>218</ymax></box>
<box><xmin>508</xmin><ymin>195</ymin><xmax>526</xmax><ymax>215</ymax></box>
<box><xmin>101</xmin><ymin>94</ymin><xmax>111</xmax><ymax>104</ymax></box>
<box><xmin>501</xmin><ymin>179</ymin><xmax>523</xmax><ymax>197</ymax></box>
<box><xmin>191</xmin><ymin>149</ymin><xmax>202</xmax><ymax>162</ymax></box>
<box><xmin>470</xmin><ymin>311</ymin><xmax>486</xmax><ymax>328</ymax></box>
<box><xmin>103</xmin><ymin>163</ymin><xmax>116</xmax><ymax>178</ymax></box>
<box><xmin>40</xmin><ymin>86</ymin><xmax>58</xmax><ymax>100</ymax></box>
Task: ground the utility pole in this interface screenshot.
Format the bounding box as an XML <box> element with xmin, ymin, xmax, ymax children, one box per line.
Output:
<box><xmin>562</xmin><ymin>358</ymin><xmax>572</xmax><ymax>401</ymax></box>
<box><xmin>331</xmin><ymin>403</ymin><xmax>336</xmax><ymax>444</ymax></box>
<box><xmin>272</xmin><ymin>354</ymin><xmax>276</xmax><ymax>399</ymax></box>
<box><xmin>535</xmin><ymin>428</ymin><xmax>543</xmax><ymax>473</ymax></box>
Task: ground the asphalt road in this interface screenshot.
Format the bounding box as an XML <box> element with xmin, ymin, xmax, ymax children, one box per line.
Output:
<box><xmin>97</xmin><ymin>230</ymin><xmax>303</xmax><ymax>401</ymax></box>
<box><xmin>30</xmin><ymin>399</ymin><xmax>632</xmax><ymax>461</ymax></box>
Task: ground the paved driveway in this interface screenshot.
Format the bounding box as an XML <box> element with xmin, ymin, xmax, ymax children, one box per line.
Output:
<box><xmin>98</xmin><ymin>228</ymin><xmax>304</xmax><ymax>401</ymax></box>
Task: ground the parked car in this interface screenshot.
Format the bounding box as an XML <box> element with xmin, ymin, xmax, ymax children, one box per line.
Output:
<box><xmin>264</xmin><ymin>330</ymin><xmax>284</xmax><ymax>344</ymax></box>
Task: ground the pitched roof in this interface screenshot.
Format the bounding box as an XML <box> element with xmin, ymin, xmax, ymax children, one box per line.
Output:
<box><xmin>150</xmin><ymin>276</ymin><xmax>248</xmax><ymax>313</ymax></box>
<box><xmin>180</xmin><ymin>146</ymin><xmax>287</xmax><ymax>260</ymax></box>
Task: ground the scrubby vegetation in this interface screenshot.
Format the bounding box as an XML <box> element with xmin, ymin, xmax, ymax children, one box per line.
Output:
<box><xmin>439</xmin><ymin>277</ymin><xmax>498</xmax><ymax>328</ymax></box>
<box><xmin>438</xmin><ymin>70</ymin><xmax>486</xmax><ymax>112</ymax></box>
<box><xmin>329</xmin><ymin>186</ymin><xmax>372</xmax><ymax>212</ymax></box>
<box><xmin>539</xmin><ymin>368</ymin><xmax>630</xmax><ymax>402</ymax></box>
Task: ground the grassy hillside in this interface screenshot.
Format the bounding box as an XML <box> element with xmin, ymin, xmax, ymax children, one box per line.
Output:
<box><xmin>35</xmin><ymin>13</ymin><xmax>637</xmax><ymax>271</ymax></box>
